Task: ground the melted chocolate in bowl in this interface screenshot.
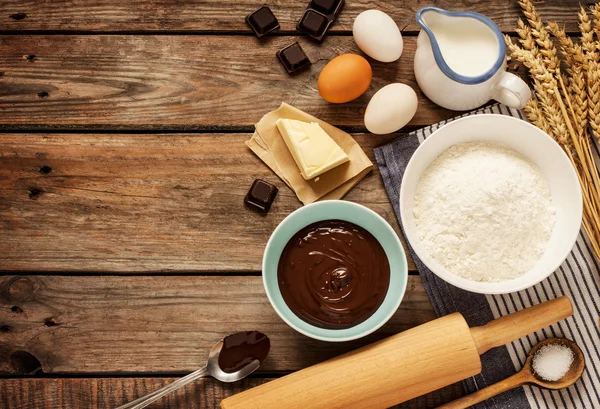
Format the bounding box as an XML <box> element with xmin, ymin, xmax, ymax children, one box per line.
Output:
<box><xmin>217</xmin><ymin>331</ymin><xmax>270</xmax><ymax>373</ymax></box>
<box><xmin>277</xmin><ymin>220</ymin><xmax>391</xmax><ymax>329</ymax></box>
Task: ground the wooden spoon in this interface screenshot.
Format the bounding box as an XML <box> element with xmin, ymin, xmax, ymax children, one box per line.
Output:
<box><xmin>437</xmin><ymin>337</ymin><xmax>585</xmax><ymax>409</ymax></box>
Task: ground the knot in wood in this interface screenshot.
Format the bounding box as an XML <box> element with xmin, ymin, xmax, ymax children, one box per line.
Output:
<box><xmin>9</xmin><ymin>13</ymin><xmax>27</xmax><ymax>20</ymax></box>
<box><xmin>9</xmin><ymin>351</ymin><xmax>41</xmax><ymax>374</ymax></box>
<box><xmin>8</xmin><ymin>277</ymin><xmax>35</xmax><ymax>301</ymax></box>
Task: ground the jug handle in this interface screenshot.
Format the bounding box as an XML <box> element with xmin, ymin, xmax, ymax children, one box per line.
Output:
<box><xmin>491</xmin><ymin>72</ymin><xmax>532</xmax><ymax>109</ymax></box>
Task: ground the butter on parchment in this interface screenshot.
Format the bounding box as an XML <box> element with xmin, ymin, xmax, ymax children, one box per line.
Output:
<box><xmin>275</xmin><ymin>118</ymin><xmax>350</xmax><ymax>180</ymax></box>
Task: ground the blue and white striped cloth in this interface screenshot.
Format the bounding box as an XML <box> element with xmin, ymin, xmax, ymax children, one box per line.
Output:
<box><xmin>374</xmin><ymin>104</ymin><xmax>600</xmax><ymax>409</ymax></box>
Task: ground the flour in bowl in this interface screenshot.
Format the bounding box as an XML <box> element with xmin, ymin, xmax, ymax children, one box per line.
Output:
<box><xmin>413</xmin><ymin>141</ymin><xmax>556</xmax><ymax>282</ymax></box>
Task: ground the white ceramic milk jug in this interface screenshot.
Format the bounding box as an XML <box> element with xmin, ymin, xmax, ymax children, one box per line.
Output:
<box><xmin>414</xmin><ymin>7</ymin><xmax>531</xmax><ymax>111</ymax></box>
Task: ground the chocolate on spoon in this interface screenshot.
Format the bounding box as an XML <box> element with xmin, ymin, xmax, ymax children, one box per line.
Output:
<box><xmin>116</xmin><ymin>331</ymin><xmax>270</xmax><ymax>409</ymax></box>
<box><xmin>218</xmin><ymin>330</ymin><xmax>271</xmax><ymax>373</ymax></box>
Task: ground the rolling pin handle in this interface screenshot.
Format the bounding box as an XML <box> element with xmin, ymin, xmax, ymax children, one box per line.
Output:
<box><xmin>470</xmin><ymin>296</ymin><xmax>573</xmax><ymax>355</ymax></box>
<box><xmin>435</xmin><ymin>370</ymin><xmax>529</xmax><ymax>409</ymax></box>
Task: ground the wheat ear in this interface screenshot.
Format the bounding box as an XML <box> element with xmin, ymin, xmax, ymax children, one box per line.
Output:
<box><xmin>580</xmin><ymin>5</ymin><xmax>597</xmax><ymax>59</ymax></box>
<box><xmin>514</xmin><ymin>1</ymin><xmax>600</xmax><ymax>262</ymax></box>
<box><xmin>591</xmin><ymin>4</ymin><xmax>600</xmax><ymax>40</ymax></box>
<box><xmin>547</xmin><ymin>21</ymin><xmax>587</xmax><ymax>68</ymax></box>
<box><xmin>589</xmin><ymin>60</ymin><xmax>600</xmax><ymax>140</ymax></box>
<box><xmin>547</xmin><ymin>22</ymin><xmax>588</xmax><ymax>135</ymax></box>
<box><xmin>506</xmin><ymin>37</ymin><xmax>570</xmax><ymax>145</ymax></box>
<box><xmin>518</xmin><ymin>0</ymin><xmax>560</xmax><ymax>73</ymax></box>
<box><xmin>516</xmin><ymin>18</ymin><xmax>539</xmax><ymax>54</ymax></box>
<box><xmin>517</xmin><ymin>0</ymin><xmax>578</xmax><ymax>131</ymax></box>
<box><xmin>524</xmin><ymin>98</ymin><xmax>552</xmax><ymax>136</ymax></box>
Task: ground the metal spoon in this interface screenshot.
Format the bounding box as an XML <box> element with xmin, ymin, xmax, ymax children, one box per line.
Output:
<box><xmin>437</xmin><ymin>337</ymin><xmax>585</xmax><ymax>409</ymax></box>
<box><xmin>116</xmin><ymin>333</ymin><xmax>266</xmax><ymax>409</ymax></box>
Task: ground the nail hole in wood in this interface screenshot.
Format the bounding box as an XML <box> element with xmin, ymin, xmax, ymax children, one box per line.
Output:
<box><xmin>0</xmin><ymin>325</ymin><xmax>12</xmax><ymax>332</ymax></box>
<box><xmin>39</xmin><ymin>165</ymin><xmax>52</xmax><ymax>174</ymax></box>
<box><xmin>23</xmin><ymin>55</ymin><xmax>36</xmax><ymax>62</ymax></box>
<box><xmin>9</xmin><ymin>351</ymin><xmax>42</xmax><ymax>374</ymax></box>
<box><xmin>10</xmin><ymin>306</ymin><xmax>23</xmax><ymax>313</ymax></box>
<box><xmin>44</xmin><ymin>318</ymin><xmax>59</xmax><ymax>327</ymax></box>
<box><xmin>28</xmin><ymin>188</ymin><xmax>43</xmax><ymax>199</ymax></box>
<box><xmin>10</xmin><ymin>13</ymin><xmax>27</xmax><ymax>20</ymax></box>
<box><xmin>37</xmin><ymin>91</ymin><xmax>48</xmax><ymax>99</ymax></box>
<box><xmin>0</xmin><ymin>72</ymin><xmax>4</xmax><ymax>77</ymax></box>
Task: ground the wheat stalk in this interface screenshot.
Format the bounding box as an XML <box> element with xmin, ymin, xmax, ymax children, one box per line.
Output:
<box><xmin>589</xmin><ymin>60</ymin><xmax>600</xmax><ymax>141</ymax></box>
<box><xmin>578</xmin><ymin>5</ymin><xmax>600</xmax><ymax>143</ymax></box>
<box><xmin>547</xmin><ymin>22</ymin><xmax>586</xmax><ymax>68</ymax></box>
<box><xmin>524</xmin><ymin>99</ymin><xmax>552</xmax><ymax>135</ymax></box>
<box><xmin>571</xmin><ymin>63</ymin><xmax>589</xmax><ymax>136</ymax></box>
<box><xmin>547</xmin><ymin>22</ymin><xmax>588</xmax><ymax>135</ymax></box>
<box><xmin>579</xmin><ymin>3</ymin><xmax>600</xmax><ymax>248</ymax></box>
<box><xmin>518</xmin><ymin>0</ymin><xmax>560</xmax><ymax>72</ymax></box>
<box><xmin>517</xmin><ymin>18</ymin><xmax>540</xmax><ymax>54</ymax></box>
<box><xmin>518</xmin><ymin>0</ymin><xmax>576</xmax><ymax>131</ymax></box>
<box><xmin>511</xmin><ymin>2</ymin><xmax>600</xmax><ymax>262</ymax></box>
<box><xmin>580</xmin><ymin>6</ymin><xmax>597</xmax><ymax>59</ymax></box>
<box><xmin>506</xmin><ymin>37</ymin><xmax>570</xmax><ymax>143</ymax></box>
<box><xmin>592</xmin><ymin>4</ymin><xmax>600</xmax><ymax>39</ymax></box>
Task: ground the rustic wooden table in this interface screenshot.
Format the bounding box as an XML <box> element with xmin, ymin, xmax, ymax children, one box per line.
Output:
<box><xmin>0</xmin><ymin>1</ymin><xmax>583</xmax><ymax>408</ymax></box>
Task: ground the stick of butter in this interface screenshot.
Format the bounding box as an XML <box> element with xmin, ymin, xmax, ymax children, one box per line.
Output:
<box><xmin>276</xmin><ymin>118</ymin><xmax>350</xmax><ymax>180</ymax></box>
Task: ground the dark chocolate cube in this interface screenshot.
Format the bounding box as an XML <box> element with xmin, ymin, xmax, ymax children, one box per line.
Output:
<box><xmin>299</xmin><ymin>9</ymin><xmax>328</xmax><ymax>36</ymax></box>
<box><xmin>310</xmin><ymin>0</ymin><xmax>339</xmax><ymax>14</ymax></box>
<box><xmin>244</xmin><ymin>179</ymin><xmax>278</xmax><ymax>213</ymax></box>
<box><xmin>277</xmin><ymin>42</ymin><xmax>311</xmax><ymax>74</ymax></box>
<box><xmin>246</xmin><ymin>5</ymin><xmax>280</xmax><ymax>38</ymax></box>
<box><xmin>298</xmin><ymin>0</ymin><xmax>343</xmax><ymax>41</ymax></box>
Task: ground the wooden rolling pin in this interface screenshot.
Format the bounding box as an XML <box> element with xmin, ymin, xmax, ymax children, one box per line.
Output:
<box><xmin>220</xmin><ymin>296</ymin><xmax>572</xmax><ymax>409</ymax></box>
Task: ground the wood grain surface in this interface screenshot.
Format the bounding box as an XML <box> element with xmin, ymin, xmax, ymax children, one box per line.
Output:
<box><xmin>0</xmin><ymin>0</ymin><xmax>587</xmax><ymax>33</ymax></box>
<box><xmin>0</xmin><ymin>378</ymin><xmax>464</xmax><ymax>409</ymax></box>
<box><xmin>0</xmin><ymin>35</ymin><xmax>457</xmax><ymax>129</ymax></box>
<box><xmin>0</xmin><ymin>275</ymin><xmax>435</xmax><ymax>374</ymax></box>
<box><xmin>0</xmin><ymin>132</ymin><xmax>416</xmax><ymax>272</ymax></box>
<box><xmin>0</xmin><ymin>0</ymin><xmax>563</xmax><ymax>406</ymax></box>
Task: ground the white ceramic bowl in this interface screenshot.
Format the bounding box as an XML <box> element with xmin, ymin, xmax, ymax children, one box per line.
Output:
<box><xmin>400</xmin><ymin>114</ymin><xmax>582</xmax><ymax>294</ymax></box>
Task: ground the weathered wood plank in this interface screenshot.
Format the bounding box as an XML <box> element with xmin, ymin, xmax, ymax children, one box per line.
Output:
<box><xmin>0</xmin><ymin>378</ymin><xmax>464</xmax><ymax>409</ymax></box>
<box><xmin>0</xmin><ymin>275</ymin><xmax>436</xmax><ymax>373</ymax></box>
<box><xmin>0</xmin><ymin>0</ymin><xmax>587</xmax><ymax>33</ymax></box>
<box><xmin>0</xmin><ymin>35</ymin><xmax>457</xmax><ymax>129</ymax></box>
<box><xmin>0</xmin><ymin>133</ymin><xmax>415</xmax><ymax>272</ymax></box>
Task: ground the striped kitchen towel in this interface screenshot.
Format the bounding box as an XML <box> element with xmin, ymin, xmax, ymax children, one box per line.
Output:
<box><xmin>374</xmin><ymin>103</ymin><xmax>600</xmax><ymax>409</ymax></box>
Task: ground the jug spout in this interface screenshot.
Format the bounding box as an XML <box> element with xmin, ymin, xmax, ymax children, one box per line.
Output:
<box><xmin>417</xmin><ymin>6</ymin><xmax>457</xmax><ymax>30</ymax></box>
<box><xmin>416</xmin><ymin>6</ymin><xmax>506</xmax><ymax>84</ymax></box>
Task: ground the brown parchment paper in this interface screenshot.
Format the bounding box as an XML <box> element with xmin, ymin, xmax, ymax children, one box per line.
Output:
<box><xmin>246</xmin><ymin>103</ymin><xmax>373</xmax><ymax>204</ymax></box>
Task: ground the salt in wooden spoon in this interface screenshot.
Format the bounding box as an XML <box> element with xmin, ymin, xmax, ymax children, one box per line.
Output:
<box><xmin>437</xmin><ymin>337</ymin><xmax>585</xmax><ymax>409</ymax></box>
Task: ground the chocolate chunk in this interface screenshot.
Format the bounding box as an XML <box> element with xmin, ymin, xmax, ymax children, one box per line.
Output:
<box><xmin>310</xmin><ymin>0</ymin><xmax>339</xmax><ymax>14</ymax></box>
<box><xmin>246</xmin><ymin>5</ymin><xmax>280</xmax><ymax>38</ymax></box>
<box><xmin>298</xmin><ymin>9</ymin><xmax>329</xmax><ymax>40</ymax></box>
<box><xmin>300</xmin><ymin>10</ymin><xmax>327</xmax><ymax>35</ymax></box>
<box><xmin>277</xmin><ymin>42</ymin><xmax>311</xmax><ymax>74</ymax></box>
<box><xmin>297</xmin><ymin>0</ymin><xmax>344</xmax><ymax>41</ymax></box>
<box><xmin>244</xmin><ymin>179</ymin><xmax>278</xmax><ymax>213</ymax></box>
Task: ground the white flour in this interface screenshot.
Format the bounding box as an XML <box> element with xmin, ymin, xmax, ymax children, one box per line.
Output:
<box><xmin>413</xmin><ymin>141</ymin><xmax>556</xmax><ymax>282</ymax></box>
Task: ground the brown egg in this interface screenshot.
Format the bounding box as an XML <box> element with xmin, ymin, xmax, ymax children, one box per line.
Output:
<box><xmin>318</xmin><ymin>54</ymin><xmax>372</xmax><ymax>103</ymax></box>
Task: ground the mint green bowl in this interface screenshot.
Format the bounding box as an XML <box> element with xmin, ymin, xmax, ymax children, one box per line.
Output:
<box><xmin>262</xmin><ymin>200</ymin><xmax>408</xmax><ymax>342</ymax></box>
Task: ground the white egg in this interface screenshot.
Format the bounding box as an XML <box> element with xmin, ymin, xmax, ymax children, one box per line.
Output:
<box><xmin>353</xmin><ymin>10</ymin><xmax>403</xmax><ymax>63</ymax></box>
<box><xmin>364</xmin><ymin>83</ymin><xmax>418</xmax><ymax>134</ymax></box>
